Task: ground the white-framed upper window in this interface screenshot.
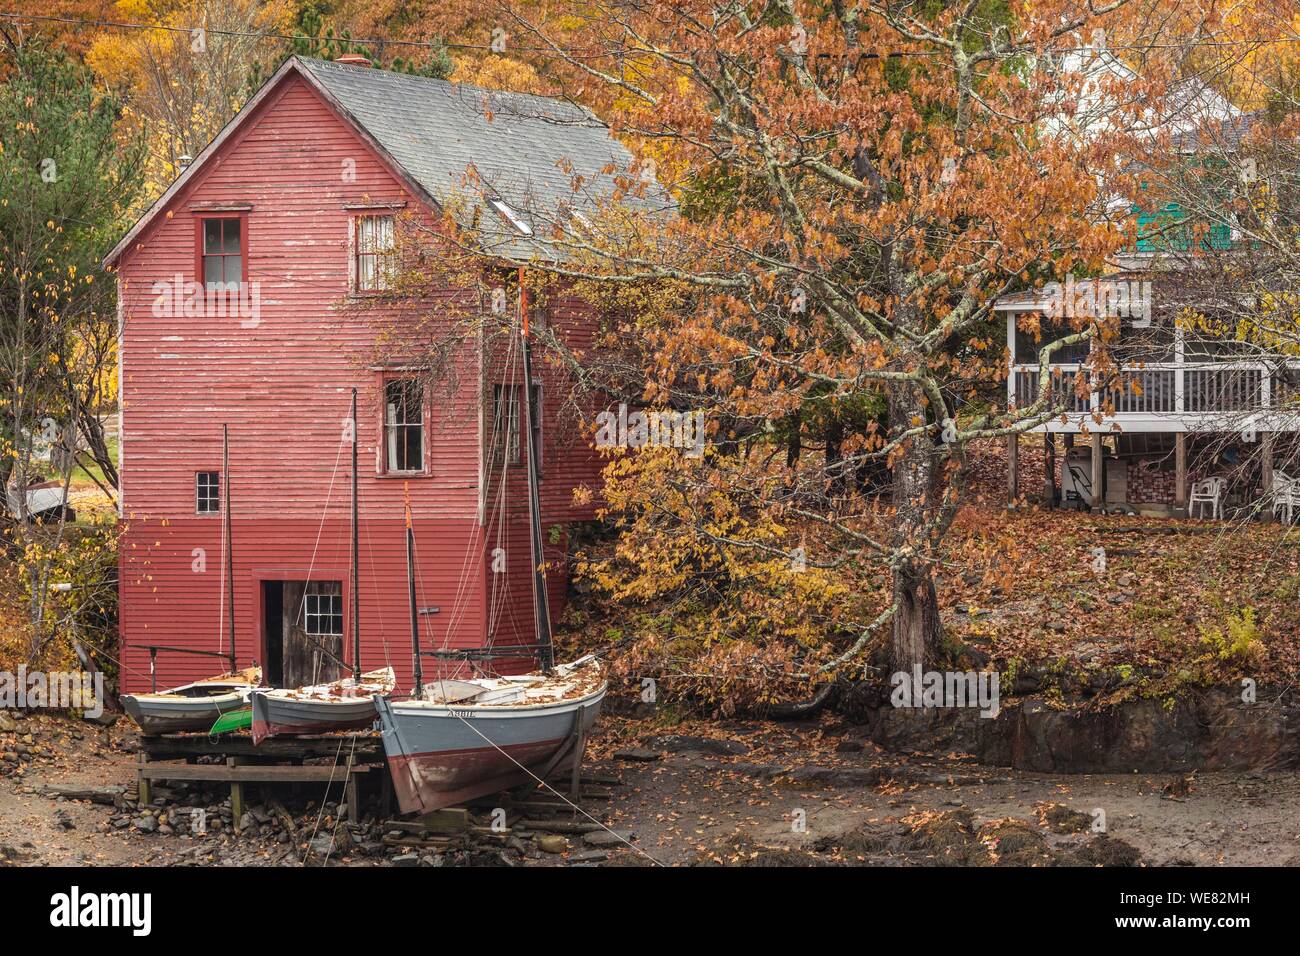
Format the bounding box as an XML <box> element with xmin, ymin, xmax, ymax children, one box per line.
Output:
<box><xmin>384</xmin><ymin>378</ymin><xmax>425</xmax><ymax>473</ymax></box>
<box><xmin>354</xmin><ymin>214</ymin><xmax>395</xmax><ymax>292</ymax></box>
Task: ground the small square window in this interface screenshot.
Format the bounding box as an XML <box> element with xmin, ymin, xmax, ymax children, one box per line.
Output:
<box><xmin>302</xmin><ymin>581</ymin><xmax>343</xmax><ymax>636</ymax></box>
<box><xmin>196</xmin><ymin>472</ymin><xmax>220</xmax><ymax>514</ymax></box>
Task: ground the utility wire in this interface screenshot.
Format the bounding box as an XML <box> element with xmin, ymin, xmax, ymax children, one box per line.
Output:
<box><xmin>0</xmin><ymin>11</ymin><xmax>1290</xmax><ymax>62</ymax></box>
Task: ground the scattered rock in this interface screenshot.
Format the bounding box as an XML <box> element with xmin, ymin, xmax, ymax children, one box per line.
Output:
<box><xmin>613</xmin><ymin>748</ymin><xmax>661</xmax><ymax>762</ymax></box>
<box><xmin>783</xmin><ymin>765</ymin><xmax>882</xmax><ymax>787</ymax></box>
<box><xmin>647</xmin><ymin>734</ymin><xmax>750</xmax><ymax>756</ymax></box>
<box><xmin>391</xmin><ymin>853</ymin><xmax>420</xmax><ymax>867</ymax></box>
<box><xmin>537</xmin><ymin>834</ymin><xmax>568</xmax><ymax>854</ymax></box>
<box><xmin>582</xmin><ymin>829</ymin><xmax>634</xmax><ymax>848</ymax></box>
<box><xmin>133</xmin><ymin>815</ymin><xmax>159</xmax><ymax>833</ymax></box>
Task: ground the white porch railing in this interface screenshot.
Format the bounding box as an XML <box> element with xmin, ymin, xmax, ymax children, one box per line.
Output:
<box><xmin>1008</xmin><ymin>361</ymin><xmax>1296</xmax><ymax>433</ymax></box>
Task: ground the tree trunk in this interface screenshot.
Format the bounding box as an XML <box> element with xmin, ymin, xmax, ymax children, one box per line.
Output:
<box><xmin>891</xmin><ymin>563</ymin><xmax>943</xmax><ymax>673</ymax></box>
<box><xmin>888</xmin><ymin>386</ymin><xmax>945</xmax><ymax>672</ymax></box>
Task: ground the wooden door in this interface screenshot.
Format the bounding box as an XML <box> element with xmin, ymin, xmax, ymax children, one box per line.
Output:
<box><xmin>280</xmin><ymin>580</ymin><xmax>344</xmax><ymax>687</ymax></box>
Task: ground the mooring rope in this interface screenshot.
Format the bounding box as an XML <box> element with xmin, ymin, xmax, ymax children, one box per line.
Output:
<box><xmin>446</xmin><ymin>707</ymin><xmax>664</xmax><ymax>867</ymax></box>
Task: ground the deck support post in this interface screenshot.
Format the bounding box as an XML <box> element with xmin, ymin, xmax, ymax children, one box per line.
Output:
<box><xmin>1175</xmin><ymin>432</ymin><xmax>1188</xmax><ymax>510</ymax></box>
<box><xmin>346</xmin><ymin>771</ymin><xmax>361</xmax><ymax>825</ymax></box>
<box><xmin>1007</xmin><ymin>432</ymin><xmax>1019</xmax><ymax>505</ymax></box>
<box><xmin>136</xmin><ymin>752</ymin><xmax>151</xmax><ymax>806</ymax></box>
<box><xmin>1262</xmin><ymin>432</ymin><xmax>1275</xmax><ymax>521</ymax></box>
<box><xmin>1043</xmin><ymin>433</ymin><xmax>1057</xmax><ymax>506</ymax></box>
<box><xmin>228</xmin><ymin>757</ymin><xmax>245</xmax><ymax>827</ymax></box>
<box><xmin>1090</xmin><ymin>432</ymin><xmax>1104</xmax><ymax>509</ymax></box>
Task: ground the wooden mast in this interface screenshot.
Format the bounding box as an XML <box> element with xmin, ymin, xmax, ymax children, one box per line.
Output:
<box><xmin>350</xmin><ymin>388</ymin><xmax>360</xmax><ymax>680</ymax></box>
<box><xmin>405</xmin><ymin>482</ymin><xmax>423</xmax><ymax>693</ymax></box>
<box><xmin>518</xmin><ymin>269</ymin><xmax>554</xmax><ymax>672</ymax></box>
<box><xmin>223</xmin><ymin>424</ymin><xmax>236</xmax><ymax>674</ymax></box>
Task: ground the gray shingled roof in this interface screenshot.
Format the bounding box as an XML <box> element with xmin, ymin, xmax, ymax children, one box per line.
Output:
<box><xmin>298</xmin><ymin>56</ymin><xmax>668</xmax><ymax>262</ymax></box>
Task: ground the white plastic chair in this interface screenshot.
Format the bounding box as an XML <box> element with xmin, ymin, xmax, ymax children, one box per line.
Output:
<box><xmin>1273</xmin><ymin>471</ymin><xmax>1300</xmax><ymax>523</ymax></box>
<box><xmin>1189</xmin><ymin>476</ymin><xmax>1226</xmax><ymax>519</ymax></box>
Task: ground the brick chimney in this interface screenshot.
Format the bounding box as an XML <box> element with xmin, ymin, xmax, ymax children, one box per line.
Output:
<box><xmin>334</xmin><ymin>54</ymin><xmax>372</xmax><ymax>67</ymax></box>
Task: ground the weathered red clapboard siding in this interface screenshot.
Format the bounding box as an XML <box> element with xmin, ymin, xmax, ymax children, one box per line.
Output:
<box><xmin>119</xmin><ymin>517</ymin><xmax>486</xmax><ymax>692</ymax></box>
<box><xmin>116</xmin><ymin>67</ymin><xmax>608</xmax><ymax>692</ymax></box>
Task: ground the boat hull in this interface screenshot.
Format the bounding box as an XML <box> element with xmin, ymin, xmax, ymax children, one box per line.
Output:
<box><xmin>374</xmin><ymin>688</ymin><xmax>606</xmax><ymax>814</ymax></box>
<box><xmin>250</xmin><ymin>692</ymin><xmax>382</xmax><ymax>744</ymax></box>
<box><xmin>121</xmin><ymin>690</ymin><xmax>251</xmax><ymax>734</ymax></box>
<box><xmin>248</xmin><ymin>667</ymin><xmax>395</xmax><ymax>743</ymax></box>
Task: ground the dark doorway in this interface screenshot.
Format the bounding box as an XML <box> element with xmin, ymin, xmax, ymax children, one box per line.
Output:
<box><xmin>262</xmin><ymin>581</ymin><xmax>284</xmax><ymax>685</ymax></box>
<box><xmin>260</xmin><ymin>579</ymin><xmax>344</xmax><ymax>688</ymax></box>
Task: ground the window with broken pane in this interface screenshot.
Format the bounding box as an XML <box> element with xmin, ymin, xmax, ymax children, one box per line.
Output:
<box><xmin>355</xmin><ymin>214</ymin><xmax>396</xmax><ymax>292</ymax></box>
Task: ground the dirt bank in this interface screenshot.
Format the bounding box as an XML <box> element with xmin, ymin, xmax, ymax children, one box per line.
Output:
<box><xmin>3</xmin><ymin>711</ymin><xmax>1299</xmax><ymax>866</ymax></box>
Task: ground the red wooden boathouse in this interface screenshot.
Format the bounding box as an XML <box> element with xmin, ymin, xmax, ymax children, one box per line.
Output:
<box><xmin>105</xmin><ymin>55</ymin><xmax>654</xmax><ymax>693</ymax></box>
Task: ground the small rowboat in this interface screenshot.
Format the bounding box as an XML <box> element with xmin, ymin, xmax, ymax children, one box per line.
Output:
<box><xmin>374</xmin><ymin>656</ymin><xmax>606</xmax><ymax>814</ymax></box>
<box><xmin>250</xmin><ymin>666</ymin><xmax>396</xmax><ymax>743</ymax></box>
<box><xmin>121</xmin><ymin>667</ymin><xmax>262</xmax><ymax>735</ymax></box>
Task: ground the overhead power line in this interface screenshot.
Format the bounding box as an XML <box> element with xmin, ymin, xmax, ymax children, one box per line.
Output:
<box><xmin>0</xmin><ymin>10</ymin><xmax>1293</xmax><ymax>63</ymax></box>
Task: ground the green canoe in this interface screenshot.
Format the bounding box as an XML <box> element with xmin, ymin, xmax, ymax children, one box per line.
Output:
<box><xmin>209</xmin><ymin>707</ymin><xmax>252</xmax><ymax>735</ymax></box>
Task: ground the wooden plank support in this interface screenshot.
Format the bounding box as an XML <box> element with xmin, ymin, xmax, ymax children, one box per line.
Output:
<box><xmin>378</xmin><ymin>810</ymin><xmax>473</xmax><ymax>835</ymax></box>
<box><xmin>228</xmin><ymin>757</ymin><xmax>245</xmax><ymax>826</ymax></box>
<box><xmin>1175</xmin><ymin>432</ymin><xmax>1188</xmax><ymax>509</ymax></box>
<box><xmin>138</xmin><ymin>732</ymin><xmax>385</xmax><ymax>762</ymax></box>
<box><xmin>136</xmin><ymin>763</ymin><xmax>376</xmax><ymax>783</ymax></box>
<box><xmin>570</xmin><ymin>709</ymin><xmax>587</xmax><ymax>799</ymax></box>
<box><xmin>136</xmin><ymin>752</ymin><xmax>151</xmax><ymax>806</ymax></box>
<box><xmin>1006</xmin><ymin>432</ymin><xmax>1019</xmax><ymax>504</ymax></box>
<box><xmin>346</xmin><ymin>773</ymin><xmax>360</xmax><ymax>825</ymax></box>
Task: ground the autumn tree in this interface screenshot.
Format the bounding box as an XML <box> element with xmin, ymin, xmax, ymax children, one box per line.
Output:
<box><xmin>426</xmin><ymin>0</ymin><xmax>1208</xmax><ymax>697</ymax></box>
<box><xmin>0</xmin><ymin>34</ymin><xmax>141</xmax><ymax>648</ymax></box>
<box><xmin>86</xmin><ymin>0</ymin><xmax>294</xmax><ymax>195</ymax></box>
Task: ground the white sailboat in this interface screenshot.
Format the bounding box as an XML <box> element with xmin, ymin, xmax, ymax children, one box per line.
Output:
<box><xmin>374</xmin><ymin>273</ymin><xmax>606</xmax><ymax>814</ymax></box>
